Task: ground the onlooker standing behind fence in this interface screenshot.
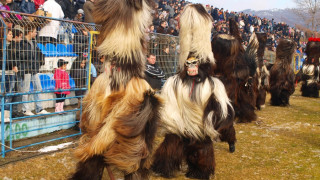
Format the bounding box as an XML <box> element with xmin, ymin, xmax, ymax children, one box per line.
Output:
<box><xmin>38</xmin><ymin>0</ymin><xmax>64</xmax><ymax>45</ymax></box>
<box><xmin>83</xmin><ymin>0</ymin><xmax>94</xmax><ymax>23</ymax></box>
<box><xmin>0</xmin><ymin>29</ymin><xmax>13</xmax><ymax>122</ymax></box>
<box><xmin>0</xmin><ymin>28</ymin><xmax>25</xmax><ymax>121</ymax></box>
<box><xmin>74</xmin><ymin>8</ymin><xmax>84</xmax><ymax>22</ymax></box>
<box><xmin>145</xmin><ymin>54</ymin><xmax>165</xmax><ymax>90</ymax></box>
<box><xmin>20</xmin><ymin>0</ymin><xmax>36</xmax><ymax>14</ymax></box>
<box><xmin>70</xmin><ymin>56</ymin><xmax>87</xmax><ymax>119</ymax></box>
<box><xmin>5</xmin><ymin>0</ymin><xmax>21</xmax><ymax>12</ymax></box>
<box><xmin>54</xmin><ymin>59</ymin><xmax>70</xmax><ymax>112</ymax></box>
<box><xmin>73</xmin><ymin>26</ymin><xmax>89</xmax><ymax>54</ymax></box>
<box><xmin>56</xmin><ymin>0</ymin><xmax>76</xmax><ymax>20</ymax></box>
<box><xmin>20</xmin><ymin>26</ymin><xmax>48</xmax><ymax>116</ymax></box>
<box><xmin>6</xmin><ymin>28</ymin><xmax>24</xmax><ymax>118</ymax></box>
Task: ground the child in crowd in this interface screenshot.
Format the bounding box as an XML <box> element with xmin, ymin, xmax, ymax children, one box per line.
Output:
<box><xmin>54</xmin><ymin>59</ymin><xmax>70</xmax><ymax>112</ymax></box>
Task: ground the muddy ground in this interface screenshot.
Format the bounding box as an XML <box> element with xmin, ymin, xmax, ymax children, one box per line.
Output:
<box><xmin>0</xmin><ymin>85</ymin><xmax>319</xmax><ymax>180</ymax></box>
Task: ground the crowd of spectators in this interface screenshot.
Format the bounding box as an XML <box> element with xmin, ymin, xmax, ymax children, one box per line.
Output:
<box><xmin>0</xmin><ymin>0</ymin><xmax>95</xmax><ymax>119</ymax></box>
<box><xmin>0</xmin><ymin>0</ymin><xmax>309</xmax><ymax>51</ymax></box>
<box><xmin>0</xmin><ymin>0</ymin><xmax>93</xmax><ymax>23</ymax></box>
<box><xmin>0</xmin><ymin>0</ymin><xmax>311</xmax><ymax>120</ymax></box>
<box><xmin>150</xmin><ymin>0</ymin><xmax>307</xmax><ymax>53</ymax></box>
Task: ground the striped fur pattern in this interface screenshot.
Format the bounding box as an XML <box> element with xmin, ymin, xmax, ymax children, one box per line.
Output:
<box><xmin>73</xmin><ymin>78</ymin><xmax>162</xmax><ymax>176</ymax></box>
<box><xmin>302</xmin><ymin>65</ymin><xmax>319</xmax><ymax>85</ymax></box>
<box><xmin>270</xmin><ymin>39</ymin><xmax>296</xmax><ymax>106</ymax></box>
<box><xmin>71</xmin><ymin>1</ymin><xmax>162</xmax><ymax>179</ymax></box>
<box><xmin>300</xmin><ymin>60</ymin><xmax>320</xmax><ymax>98</ymax></box>
<box><xmin>93</xmin><ymin>0</ymin><xmax>154</xmax><ymax>89</ymax></box>
<box><xmin>212</xmin><ymin>22</ymin><xmax>259</xmax><ymax>123</ymax></box>
<box><xmin>153</xmin><ymin>53</ymin><xmax>234</xmax><ymax>179</ymax></box>
<box><xmin>179</xmin><ymin>4</ymin><xmax>214</xmax><ymax>68</ymax></box>
<box><xmin>160</xmin><ymin>75</ymin><xmax>233</xmax><ymax>140</ymax></box>
<box><xmin>152</xmin><ymin>5</ymin><xmax>234</xmax><ymax>179</ymax></box>
<box><xmin>94</xmin><ymin>0</ymin><xmax>152</xmax><ymax>63</ymax></box>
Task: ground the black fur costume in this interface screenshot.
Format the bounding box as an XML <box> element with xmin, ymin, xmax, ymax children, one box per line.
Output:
<box><xmin>212</xmin><ymin>19</ymin><xmax>259</xmax><ymax>123</ymax></box>
<box><xmin>269</xmin><ymin>39</ymin><xmax>296</xmax><ymax>106</ymax></box>
<box><xmin>152</xmin><ymin>4</ymin><xmax>235</xmax><ymax>180</ymax></box>
<box><xmin>70</xmin><ymin>1</ymin><xmax>162</xmax><ymax>180</ymax></box>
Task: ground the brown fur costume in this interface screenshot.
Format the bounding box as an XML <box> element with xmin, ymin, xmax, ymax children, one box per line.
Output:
<box><xmin>255</xmin><ymin>32</ymin><xmax>270</xmax><ymax>109</ymax></box>
<box><xmin>152</xmin><ymin>4</ymin><xmax>235</xmax><ymax>179</ymax></box>
<box><xmin>70</xmin><ymin>1</ymin><xmax>162</xmax><ymax>180</ymax></box>
<box><xmin>212</xmin><ymin>19</ymin><xmax>259</xmax><ymax>123</ymax></box>
<box><xmin>269</xmin><ymin>39</ymin><xmax>296</xmax><ymax>106</ymax></box>
<box><xmin>299</xmin><ymin>38</ymin><xmax>320</xmax><ymax>97</ymax></box>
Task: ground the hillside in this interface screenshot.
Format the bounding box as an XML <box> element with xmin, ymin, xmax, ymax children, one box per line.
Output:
<box><xmin>242</xmin><ymin>8</ymin><xmax>307</xmax><ymax>29</ymax></box>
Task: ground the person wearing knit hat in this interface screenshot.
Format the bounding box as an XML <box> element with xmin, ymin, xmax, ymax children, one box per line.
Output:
<box><xmin>77</xmin><ymin>9</ymin><xmax>84</xmax><ymax>14</ymax></box>
<box><xmin>74</xmin><ymin>9</ymin><xmax>84</xmax><ymax>22</ymax></box>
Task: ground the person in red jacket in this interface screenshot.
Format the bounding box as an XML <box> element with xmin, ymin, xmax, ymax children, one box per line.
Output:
<box><xmin>54</xmin><ymin>59</ymin><xmax>70</xmax><ymax>112</ymax></box>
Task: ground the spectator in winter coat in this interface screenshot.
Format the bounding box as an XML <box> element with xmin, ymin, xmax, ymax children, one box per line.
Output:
<box><xmin>20</xmin><ymin>26</ymin><xmax>48</xmax><ymax>116</ymax></box>
<box><xmin>20</xmin><ymin>0</ymin><xmax>36</xmax><ymax>14</ymax></box>
<box><xmin>73</xmin><ymin>26</ymin><xmax>89</xmax><ymax>54</ymax></box>
<box><xmin>6</xmin><ymin>28</ymin><xmax>24</xmax><ymax>118</ymax></box>
<box><xmin>145</xmin><ymin>54</ymin><xmax>165</xmax><ymax>90</ymax></box>
<box><xmin>156</xmin><ymin>20</ymin><xmax>167</xmax><ymax>34</ymax></box>
<box><xmin>0</xmin><ymin>29</ymin><xmax>24</xmax><ymax>121</ymax></box>
<box><xmin>56</xmin><ymin>0</ymin><xmax>76</xmax><ymax>19</ymax></box>
<box><xmin>70</xmin><ymin>56</ymin><xmax>88</xmax><ymax>120</ymax></box>
<box><xmin>70</xmin><ymin>56</ymin><xmax>88</xmax><ymax>97</ymax></box>
<box><xmin>54</xmin><ymin>59</ymin><xmax>70</xmax><ymax>112</ymax></box>
<box><xmin>5</xmin><ymin>0</ymin><xmax>21</xmax><ymax>12</ymax></box>
<box><xmin>74</xmin><ymin>8</ymin><xmax>84</xmax><ymax>22</ymax></box>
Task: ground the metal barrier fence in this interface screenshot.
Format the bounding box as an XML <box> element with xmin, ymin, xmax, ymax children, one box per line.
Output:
<box><xmin>0</xmin><ymin>11</ymin><xmax>180</xmax><ymax>158</ymax></box>
<box><xmin>0</xmin><ymin>11</ymin><xmax>304</xmax><ymax>158</ymax></box>
<box><xmin>0</xmin><ymin>10</ymin><xmax>101</xmax><ymax>157</ymax></box>
<box><xmin>148</xmin><ymin>32</ymin><xmax>179</xmax><ymax>79</ymax></box>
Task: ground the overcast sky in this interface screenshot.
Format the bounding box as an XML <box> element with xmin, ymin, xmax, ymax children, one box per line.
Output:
<box><xmin>188</xmin><ymin>0</ymin><xmax>296</xmax><ymax>12</ymax></box>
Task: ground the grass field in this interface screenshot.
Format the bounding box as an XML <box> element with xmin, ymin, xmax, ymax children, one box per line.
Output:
<box><xmin>0</xmin><ymin>86</ymin><xmax>319</xmax><ymax>180</ymax></box>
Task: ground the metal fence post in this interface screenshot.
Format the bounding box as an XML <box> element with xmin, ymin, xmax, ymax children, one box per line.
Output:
<box><xmin>1</xmin><ymin>21</ymin><xmax>7</xmax><ymax>157</ymax></box>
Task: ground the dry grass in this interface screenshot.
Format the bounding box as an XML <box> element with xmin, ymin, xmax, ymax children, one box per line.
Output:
<box><xmin>0</xmin><ymin>86</ymin><xmax>319</xmax><ymax>180</ymax></box>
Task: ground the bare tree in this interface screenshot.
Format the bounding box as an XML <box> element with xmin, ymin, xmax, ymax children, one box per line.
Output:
<box><xmin>293</xmin><ymin>0</ymin><xmax>320</xmax><ymax>33</ymax></box>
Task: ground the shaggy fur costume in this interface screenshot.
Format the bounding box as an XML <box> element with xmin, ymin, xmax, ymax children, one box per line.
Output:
<box><xmin>152</xmin><ymin>4</ymin><xmax>235</xmax><ymax>179</ymax></box>
<box><xmin>269</xmin><ymin>39</ymin><xmax>296</xmax><ymax>106</ymax></box>
<box><xmin>299</xmin><ymin>38</ymin><xmax>320</xmax><ymax>97</ymax></box>
<box><xmin>212</xmin><ymin>19</ymin><xmax>259</xmax><ymax>123</ymax></box>
<box><xmin>70</xmin><ymin>1</ymin><xmax>162</xmax><ymax>180</ymax></box>
<box><xmin>255</xmin><ymin>32</ymin><xmax>270</xmax><ymax>109</ymax></box>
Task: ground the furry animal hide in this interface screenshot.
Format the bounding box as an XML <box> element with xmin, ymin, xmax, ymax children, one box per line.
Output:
<box><xmin>212</xmin><ymin>19</ymin><xmax>259</xmax><ymax>123</ymax></box>
<box><xmin>299</xmin><ymin>39</ymin><xmax>320</xmax><ymax>97</ymax></box>
<box><xmin>255</xmin><ymin>33</ymin><xmax>270</xmax><ymax>109</ymax></box>
<box><xmin>305</xmin><ymin>40</ymin><xmax>320</xmax><ymax>66</ymax></box>
<box><xmin>269</xmin><ymin>39</ymin><xmax>296</xmax><ymax>106</ymax></box>
<box><xmin>70</xmin><ymin>1</ymin><xmax>162</xmax><ymax>180</ymax></box>
<box><xmin>179</xmin><ymin>3</ymin><xmax>214</xmax><ymax>68</ymax></box>
<box><xmin>152</xmin><ymin>4</ymin><xmax>235</xmax><ymax>179</ymax></box>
